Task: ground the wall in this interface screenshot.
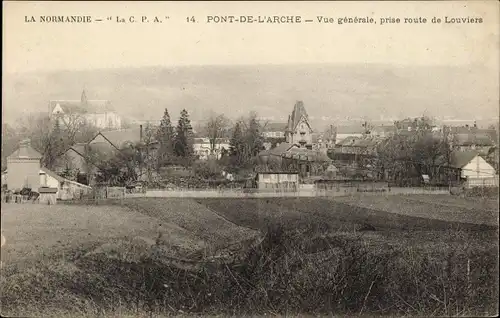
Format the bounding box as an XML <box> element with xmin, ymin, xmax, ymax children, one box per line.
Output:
<box><xmin>6</xmin><ymin>159</ymin><xmax>40</xmax><ymax>191</ymax></box>
<box><xmin>41</xmin><ymin>172</ymin><xmax>60</xmax><ymax>188</ymax></box>
<box><xmin>257</xmin><ymin>173</ymin><xmax>299</xmax><ymax>190</ymax></box>
<box><xmin>461</xmin><ymin>156</ymin><xmax>496</xmax><ymax>179</ymax></box>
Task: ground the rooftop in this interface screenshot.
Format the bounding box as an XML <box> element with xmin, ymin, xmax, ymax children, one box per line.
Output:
<box><xmin>7</xmin><ymin>140</ymin><xmax>43</xmax><ymax>160</ymax></box>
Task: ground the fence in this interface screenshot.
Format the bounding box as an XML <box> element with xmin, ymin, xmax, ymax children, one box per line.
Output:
<box><xmin>464</xmin><ymin>177</ymin><xmax>499</xmax><ymax>188</ymax></box>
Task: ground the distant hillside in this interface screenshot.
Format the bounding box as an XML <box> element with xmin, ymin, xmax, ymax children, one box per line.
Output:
<box><xmin>3</xmin><ymin>64</ymin><xmax>498</xmax><ymax>127</ymax></box>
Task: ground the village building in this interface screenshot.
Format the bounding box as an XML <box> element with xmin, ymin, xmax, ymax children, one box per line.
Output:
<box><xmin>448</xmin><ymin>150</ymin><xmax>498</xmax><ymax>188</ymax></box>
<box><xmin>334</xmin><ymin>124</ymin><xmax>366</xmax><ymax>143</ymax></box>
<box><xmin>6</xmin><ymin>139</ymin><xmax>42</xmax><ymax>191</ymax></box>
<box><xmin>262</xmin><ymin>122</ymin><xmax>287</xmax><ymax>139</ymax></box>
<box><xmin>49</xmin><ymin>90</ymin><xmax>122</xmax><ymax>130</ymax></box>
<box><xmin>285</xmin><ymin>101</ymin><xmax>314</xmax><ymax>149</ymax></box>
<box><xmin>3</xmin><ymin>140</ymin><xmax>91</xmax><ymax>199</ymax></box>
<box><xmin>258</xmin><ymin>142</ymin><xmax>332</xmax><ymax>180</ymax></box>
<box><xmin>193</xmin><ymin>138</ymin><xmax>230</xmax><ymax>160</ymax></box>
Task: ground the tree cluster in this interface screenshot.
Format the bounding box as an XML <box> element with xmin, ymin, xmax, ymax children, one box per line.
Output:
<box><xmin>227</xmin><ymin>112</ymin><xmax>265</xmax><ymax>174</ymax></box>
<box><xmin>375</xmin><ymin>120</ymin><xmax>455</xmax><ymax>185</ymax></box>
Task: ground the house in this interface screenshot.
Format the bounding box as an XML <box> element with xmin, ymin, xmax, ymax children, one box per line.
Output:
<box><xmin>258</xmin><ymin>142</ymin><xmax>332</xmax><ymax>179</ymax></box>
<box><xmin>449</xmin><ymin>150</ymin><xmax>498</xmax><ymax>187</ymax></box>
<box><xmin>193</xmin><ymin>138</ymin><xmax>230</xmax><ymax>160</ymax></box>
<box><xmin>285</xmin><ymin>101</ymin><xmax>314</xmax><ymax>149</ymax></box>
<box><xmin>4</xmin><ymin>140</ymin><xmax>92</xmax><ymax>199</ymax></box>
<box><xmin>255</xmin><ymin>171</ymin><xmax>299</xmax><ymax>191</ymax></box>
<box><xmin>262</xmin><ymin>122</ymin><xmax>287</xmax><ymax>139</ymax></box>
<box><xmin>371</xmin><ymin>125</ymin><xmax>397</xmax><ymax>138</ymax></box>
<box><xmin>39</xmin><ymin>167</ymin><xmax>92</xmax><ymax>200</ymax></box>
<box><xmin>88</xmin><ymin>126</ymin><xmax>148</xmax><ymax>149</ymax></box>
<box><xmin>6</xmin><ymin>140</ymin><xmax>43</xmax><ymax>191</ymax></box>
<box><xmin>87</xmin><ymin>125</ymin><xmax>160</xmax><ymax>182</ymax></box>
<box><xmin>451</xmin><ymin>133</ymin><xmax>495</xmax><ymax>154</ymax></box>
<box><xmin>335</xmin><ymin>125</ymin><xmax>366</xmax><ymax>143</ymax></box>
<box><xmin>49</xmin><ymin>90</ymin><xmax>122</xmax><ymax>130</ymax></box>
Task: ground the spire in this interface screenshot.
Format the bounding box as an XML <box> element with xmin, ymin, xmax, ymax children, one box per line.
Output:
<box><xmin>81</xmin><ymin>89</ymin><xmax>88</xmax><ymax>106</ymax></box>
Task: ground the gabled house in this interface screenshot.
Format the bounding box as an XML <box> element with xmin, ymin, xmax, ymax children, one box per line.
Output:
<box><xmin>448</xmin><ymin>150</ymin><xmax>498</xmax><ymax>187</ymax></box>
<box><xmin>6</xmin><ymin>140</ymin><xmax>43</xmax><ymax>191</ymax></box>
<box><xmin>285</xmin><ymin>101</ymin><xmax>314</xmax><ymax>149</ymax></box>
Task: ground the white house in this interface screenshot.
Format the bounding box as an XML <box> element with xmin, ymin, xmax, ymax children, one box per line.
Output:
<box><xmin>450</xmin><ymin>150</ymin><xmax>498</xmax><ymax>187</ymax></box>
<box><xmin>2</xmin><ymin>167</ymin><xmax>92</xmax><ymax>200</ymax></box>
<box><xmin>193</xmin><ymin>138</ymin><xmax>230</xmax><ymax>160</ymax></box>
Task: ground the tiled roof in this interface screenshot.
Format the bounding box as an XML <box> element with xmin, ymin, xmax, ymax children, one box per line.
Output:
<box><xmin>336</xmin><ymin>125</ymin><xmax>365</xmax><ymax>134</ymax></box>
<box><xmin>96</xmin><ymin>127</ymin><xmax>145</xmax><ymax>148</ymax></box>
<box><xmin>454</xmin><ymin>133</ymin><xmax>494</xmax><ymax>146</ymax></box>
<box><xmin>449</xmin><ymin>150</ymin><xmax>478</xmax><ymax>169</ymax></box>
<box><xmin>371</xmin><ymin>125</ymin><xmax>397</xmax><ymax>133</ymax></box>
<box><xmin>7</xmin><ymin>140</ymin><xmax>43</xmax><ymax>160</ymax></box>
<box><xmin>282</xmin><ymin>147</ymin><xmax>331</xmax><ymax>162</ymax></box>
<box><xmin>271</xmin><ymin>142</ymin><xmax>296</xmax><ymax>156</ymax></box>
<box><xmin>337</xmin><ymin>136</ymin><xmax>359</xmax><ymax>146</ymax></box>
<box><xmin>262</xmin><ymin>122</ymin><xmax>287</xmax><ymax>132</ymax></box>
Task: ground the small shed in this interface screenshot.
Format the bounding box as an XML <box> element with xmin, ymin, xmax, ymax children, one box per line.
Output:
<box><xmin>38</xmin><ymin>187</ymin><xmax>58</xmax><ymax>205</ymax></box>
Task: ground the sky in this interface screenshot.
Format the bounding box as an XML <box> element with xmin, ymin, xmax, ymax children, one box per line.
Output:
<box><xmin>3</xmin><ymin>1</ymin><xmax>499</xmax><ymax>73</ymax></box>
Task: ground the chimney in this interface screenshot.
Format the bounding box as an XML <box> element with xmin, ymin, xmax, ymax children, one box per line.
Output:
<box><xmin>140</xmin><ymin>125</ymin><xmax>143</xmax><ymax>142</ymax></box>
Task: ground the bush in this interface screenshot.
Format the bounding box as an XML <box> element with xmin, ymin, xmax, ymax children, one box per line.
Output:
<box><xmin>1</xmin><ymin>226</ymin><xmax>497</xmax><ymax>317</ymax></box>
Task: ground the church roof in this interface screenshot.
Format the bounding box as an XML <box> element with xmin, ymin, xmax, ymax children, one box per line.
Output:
<box><xmin>286</xmin><ymin>101</ymin><xmax>310</xmax><ymax>132</ymax></box>
<box><xmin>49</xmin><ymin>91</ymin><xmax>114</xmax><ymax>114</ymax></box>
<box><xmin>7</xmin><ymin>140</ymin><xmax>43</xmax><ymax>160</ymax></box>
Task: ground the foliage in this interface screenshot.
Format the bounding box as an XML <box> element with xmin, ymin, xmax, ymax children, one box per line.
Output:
<box><xmin>228</xmin><ymin>112</ymin><xmax>265</xmax><ymax>173</ymax></box>
<box><xmin>192</xmin><ymin>159</ymin><xmax>224</xmax><ymax>180</ymax></box>
<box><xmin>204</xmin><ymin>112</ymin><xmax>230</xmax><ymax>154</ymax></box>
<box><xmin>156</xmin><ymin>108</ymin><xmax>175</xmax><ymax>168</ymax></box>
<box><xmin>174</xmin><ymin>109</ymin><xmax>195</xmax><ymax>164</ymax></box>
<box><xmin>2</xmin><ymin>113</ymin><xmax>98</xmax><ymax>171</ymax></box>
<box><xmin>376</xmin><ymin>118</ymin><xmax>454</xmax><ymax>185</ymax></box>
<box><xmin>136</xmin><ymin>123</ymin><xmax>158</xmax><ymax>182</ymax></box>
<box><xmin>94</xmin><ymin>145</ymin><xmax>139</xmax><ymax>186</ymax></box>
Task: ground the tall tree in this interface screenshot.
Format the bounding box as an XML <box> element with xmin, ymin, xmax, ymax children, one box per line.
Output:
<box><xmin>205</xmin><ymin>112</ymin><xmax>230</xmax><ymax>155</ymax></box>
<box><xmin>229</xmin><ymin>121</ymin><xmax>245</xmax><ymax>169</ymax></box>
<box><xmin>174</xmin><ymin>109</ymin><xmax>194</xmax><ymax>162</ymax></box>
<box><xmin>156</xmin><ymin>108</ymin><xmax>175</xmax><ymax>168</ymax></box>
<box><xmin>136</xmin><ymin>123</ymin><xmax>158</xmax><ymax>182</ymax></box>
<box><xmin>243</xmin><ymin>111</ymin><xmax>264</xmax><ymax>159</ymax></box>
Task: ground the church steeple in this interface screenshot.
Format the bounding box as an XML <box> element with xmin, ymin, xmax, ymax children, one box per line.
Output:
<box><xmin>81</xmin><ymin>89</ymin><xmax>88</xmax><ymax>106</ymax></box>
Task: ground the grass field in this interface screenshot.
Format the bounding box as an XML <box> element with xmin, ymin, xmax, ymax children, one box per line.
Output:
<box><xmin>1</xmin><ymin>194</ymin><xmax>498</xmax><ymax>316</ymax></box>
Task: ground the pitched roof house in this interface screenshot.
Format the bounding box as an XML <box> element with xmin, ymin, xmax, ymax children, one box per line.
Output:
<box><xmin>447</xmin><ymin>150</ymin><xmax>497</xmax><ymax>186</ymax></box>
<box><xmin>285</xmin><ymin>101</ymin><xmax>314</xmax><ymax>148</ymax></box>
